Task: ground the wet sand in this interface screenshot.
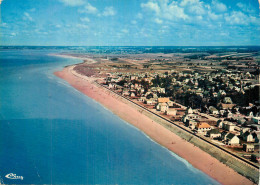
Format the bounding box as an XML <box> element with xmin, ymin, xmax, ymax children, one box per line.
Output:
<box><xmin>54</xmin><ymin>65</ymin><xmax>255</xmax><ymax>185</ymax></box>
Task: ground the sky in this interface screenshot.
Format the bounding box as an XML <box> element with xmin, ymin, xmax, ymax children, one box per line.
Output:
<box><xmin>0</xmin><ymin>0</ymin><xmax>259</xmax><ymax>46</ymax></box>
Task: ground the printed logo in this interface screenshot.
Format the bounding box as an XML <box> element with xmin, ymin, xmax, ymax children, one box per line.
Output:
<box><xmin>5</xmin><ymin>173</ymin><xmax>23</xmax><ymax>180</ymax></box>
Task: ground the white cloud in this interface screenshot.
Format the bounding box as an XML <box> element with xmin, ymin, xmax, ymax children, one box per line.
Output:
<box><xmin>131</xmin><ymin>20</ymin><xmax>137</xmax><ymax>24</ymax></box>
<box><xmin>76</xmin><ymin>24</ymin><xmax>88</xmax><ymax>29</ymax></box>
<box><xmin>154</xmin><ymin>18</ymin><xmax>163</xmax><ymax>24</ymax></box>
<box><xmin>0</xmin><ymin>0</ymin><xmax>3</xmax><ymax>5</ymax></box>
<box><xmin>122</xmin><ymin>29</ymin><xmax>129</xmax><ymax>33</ymax></box>
<box><xmin>224</xmin><ymin>11</ymin><xmax>260</xmax><ymax>26</ymax></box>
<box><xmin>224</xmin><ymin>11</ymin><xmax>249</xmax><ymax>25</ymax></box>
<box><xmin>141</xmin><ymin>1</ymin><xmax>160</xmax><ymax>14</ymax></box>
<box><xmin>180</xmin><ymin>0</ymin><xmax>200</xmax><ymax>6</ymax></box>
<box><xmin>80</xmin><ymin>17</ymin><xmax>90</xmax><ymax>22</ymax></box>
<box><xmin>102</xmin><ymin>6</ymin><xmax>116</xmax><ymax>16</ymax></box>
<box><xmin>79</xmin><ymin>3</ymin><xmax>98</xmax><ymax>14</ymax></box>
<box><xmin>212</xmin><ymin>0</ymin><xmax>227</xmax><ymax>12</ymax></box>
<box><xmin>1</xmin><ymin>22</ymin><xmax>7</xmax><ymax>27</ymax></box>
<box><xmin>23</xmin><ymin>12</ymin><xmax>33</xmax><ymax>21</ymax></box>
<box><xmin>141</xmin><ymin>1</ymin><xmax>188</xmax><ymax>20</ymax></box>
<box><xmin>137</xmin><ymin>13</ymin><xmax>143</xmax><ymax>19</ymax></box>
<box><xmin>10</xmin><ymin>32</ymin><xmax>17</xmax><ymax>37</ymax></box>
<box><xmin>236</xmin><ymin>2</ymin><xmax>255</xmax><ymax>14</ymax></box>
<box><xmin>58</xmin><ymin>0</ymin><xmax>85</xmax><ymax>7</ymax></box>
<box><xmin>208</xmin><ymin>11</ymin><xmax>221</xmax><ymax>20</ymax></box>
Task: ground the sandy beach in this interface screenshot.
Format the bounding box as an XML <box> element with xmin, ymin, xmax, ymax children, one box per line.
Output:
<box><xmin>54</xmin><ymin>65</ymin><xmax>255</xmax><ymax>185</ymax></box>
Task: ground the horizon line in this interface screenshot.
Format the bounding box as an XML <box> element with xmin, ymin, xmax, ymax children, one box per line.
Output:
<box><xmin>1</xmin><ymin>45</ymin><xmax>260</xmax><ymax>47</ymax></box>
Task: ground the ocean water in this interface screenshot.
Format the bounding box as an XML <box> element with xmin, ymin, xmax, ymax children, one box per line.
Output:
<box><xmin>0</xmin><ymin>50</ymin><xmax>219</xmax><ymax>184</ymax></box>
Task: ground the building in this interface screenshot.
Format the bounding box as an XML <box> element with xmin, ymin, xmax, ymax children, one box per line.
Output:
<box><xmin>157</xmin><ymin>97</ymin><xmax>170</xmax><ymax>103</ymax></box>
<box><xmin>185</xmin><ymin>120</ymin><xmax>197</xmax><ymax>130</ymax></box>
<box><xmin>156</xmin><ymin>102</ymin><xmax>169</xmax><ymax>112</ymax></box>
<box><xmin>166</xmin><ymin>108</ymin><xmax>177</xmax><ymax>116</ymax></box>
<box><xmin>242</xmin><ymin>131</ymin><xmax>254</xmax><ymax>142</ymax></box>
<box><xmin>207</xmin><ymin>129</ymin><xmax>221</xmax><ymax>139</ymax></box>
<box><xmin>223</xmin><ymin>97</ymin><xmax>233</xmax><ymax>104</ymax></box>
<box><xmin>209</xmin><ymin>106</ymin><xmax>219</xmax><ymax>115</ymax></box>
<box><xmin>186</xmin><ymin>107</ymin><xmax>193</xmax><ymax>114</ymax></box>
<box><xmin>226</xmin><ymin>133</ymin><xmax>240</xmax><ymax>145</ymax></box>
<box><xmin>223</xmin><ymin>121</ymin><xmax>236</xmax><ymax>132</ymax></box>
<box><xmin>195</xmin><ymin>122</ymin><xmax>211</xmax><ymax>134</ymax></box>
<box><xmin>217</xmin><ymin>120</ymin><xmax>223</xmax><ymax>128</ymax></box>
<box><xmin>243</xmin><ymin>144</ymin><xmax>254</xmax><ymax>152</ymax></box>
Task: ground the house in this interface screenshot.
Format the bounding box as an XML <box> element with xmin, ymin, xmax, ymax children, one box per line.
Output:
<box><xmin>186</xmin><ymin>107</ymin><xmax>193</xmax><ymax>114</ymax></box>
<box><xmin>223</xmin><ymin>121</ymin><xmax>236</xmax><ymax>132</ymax></box>
<box><xmin>122</xmin><ymin>90</ymin><xmax>130</xmax><ymax>96</ymax></box>
<box><xmin>212</xmin><ymin>92</ymin><xmax>218</xmax><ymax>97</ymax></box>
<box><xmin>108</xmin><ymin>83</ymin><xmax>115</xmax><ymax>89</ymax></box>
<box><xmin>146</xmin><ymin>98</ymin><xmax>156</xmax><ymax>105</ymax></box>
<box><xmin>237</xmin><ymin>118</ymin><xmax>246</xmax><ymax>124</ymax></box>
<box><xmin>240</xmin><ymin>127</ymin><xmax>251</xmax><ymax>135</ymax></box>
<box><xmin>156</xmin><ymin>97</ymin><xmax>175</xmax><ymax>113</ymax></box>
<box><xmin>241</xmin><ymin>131</ymin><xmax>254</xmax><ymax>142</ymax></box>
<box><xmin>217</xmin><ymin>120</ymin><xmax>223</xmax><ymax>128</ymax></box>
<box><xmin>226</xmin><ymin>133</ymin><xmax>240</xmax><ymax>145</ymax></box>
<box><xmin>223</xmin><ymin>97</ymin><xmax>233</xmax><ymax>104</ymax></box>
<box><xmin>166</xmin><ymin>108</ymin><xmax>177</xmax><ymax>116</ymax></box>
<box><xmin>218</xmin><ymin>90</ymin><xmax>226</xmax><ymax>96</ymax></box>
<box><xmin>209</xmin><ymin>106</ymin><xmax>219</xmax><ymax>115</ymax></box>
<box><xmin>220</xmin><ymin>103</ymin><xmax>236</xmax><ymax>110</ymax></box>
<box><xmin>224</xmin><ymin>111</ymin><xmax>233</xmax><ymax>119</ymax></box>
<box><xmin>130</xmin><ymin>92</ymin><xmax>136</xmax><ymax>97</ymax></box>
<box><xmin>157</xmin><ymin>97</ymin><xmax>170</xmax><ymax>103</ymax></box>
<box><xmin>195</xmin><ymin>122</ymin><xmax>211</xmax><ymax>133</ymax></box>
<box><xmin>243</xmin><ymin>144</ymin><xmax>254</xmax><ymax>152</ymax></box>
<box><xmin>182</xmin><ymin>114</ymin><xmax>200</xmax><ymax>123</ymax></box>
<box><xmin>207</xmin><ymin>129</ymin><xmax>221</xmax><ymax>139</ymax></box>
<box><xmin>156</xmin><ymin>102</ymin><xmax>169</xmax><ymax>112</ymax></box>
<box><xmin>185</xmin><ymin>120</ymin><xmax>197</xmax><ymax>130</ymax></box>
<box><xmin>138</xmin><ymin>96</ymin><xmax>146</xmax><ymax>102</ymax></box>
<box><xmin>219</xmin><ymin>109</ymin><xmax>225</xmax><ymax>116</ymax></box>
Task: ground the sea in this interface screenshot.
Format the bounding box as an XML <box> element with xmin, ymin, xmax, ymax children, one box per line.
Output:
<box><xmin>0</xmin><ymin>48</ymin><xmax>219</xmax><ymax>184</ymax></box>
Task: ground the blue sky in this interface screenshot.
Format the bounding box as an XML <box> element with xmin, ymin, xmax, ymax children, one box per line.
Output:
<box><xmin>0</xmin><ymin>0</ymin><xmax>259</xmax><ymax>46</ymax></box>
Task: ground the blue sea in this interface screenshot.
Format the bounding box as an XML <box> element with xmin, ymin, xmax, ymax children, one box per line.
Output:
<box><xmin>0</xmin><ymin>49</ymin><xmax>219</xmax><ymax>184</ymax></box>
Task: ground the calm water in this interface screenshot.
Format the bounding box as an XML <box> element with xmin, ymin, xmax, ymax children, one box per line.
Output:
<box><xmin>0</xmin><ymin>50</ymin><xmax>219</xmax><ymax>184</ymax></box>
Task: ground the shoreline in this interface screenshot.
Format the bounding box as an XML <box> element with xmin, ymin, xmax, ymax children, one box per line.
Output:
<box><xmin>54</xmin><ymin>63</ymin><xmax>255</xmax><ymax>185</ymax></box>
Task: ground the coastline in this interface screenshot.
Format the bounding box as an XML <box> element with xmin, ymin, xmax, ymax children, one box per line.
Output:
<box><xmin>54</xmin><ymin>63</ymin><xmax>255</xmax><ymax>185</ymax></box>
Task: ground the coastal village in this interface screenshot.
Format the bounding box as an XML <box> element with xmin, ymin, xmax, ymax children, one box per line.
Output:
<box><xmin>73</xmin><ymin>50</ymin><xmax>260</xmax><ymax>165</ymax></box>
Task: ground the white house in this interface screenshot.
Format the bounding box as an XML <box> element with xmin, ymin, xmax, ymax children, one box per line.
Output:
<box><xmin>226</xmin><ymin>133</ymin><xmax>240</xmax><ymax>145</ymax></box>
<box><xmin>207</xmin><ymin>129</ymin><xmax>221</xmax><ymax>139</ymax></box>
<box><xmin>242</xmin><ymin>131</ymin><xmax>254</xmax><ymax>142</ymax></box>
<box><xmin>223</xmin><ymin>121</ymin><xmax>236</xmax><ymax>132</ymax></box>
<box><xmin>209</xmin><ymin>106</ymin><xmax>219</xmax><ymax>115</ymax></box>
<box><xmin>166</xmin><ymin>108</ymin><xmax>177</xmax><ymax>116</ymax></box>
